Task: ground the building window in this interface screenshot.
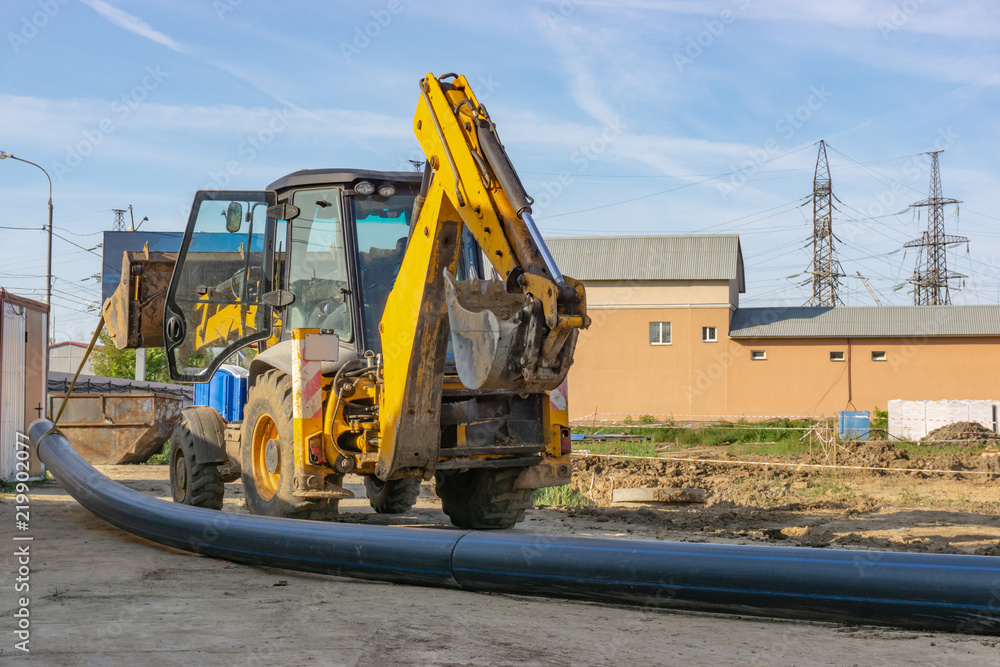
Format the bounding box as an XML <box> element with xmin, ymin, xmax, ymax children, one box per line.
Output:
<box><xmin>750</xmin><ymin>350</ymin><xmax>766</xmax><ymax>360</ymax></box>
<box><xmin>872</xmin><ymin>351</ymin><xmax>887</xmax><ymax>361</ymax></box>
<box><xmin>830</xmin><ymin>351</ymin><xmax>845</xmax><ymax>362</ymax></box>
<box><xmin>649</xmin><ymin>321</ymin><xmax>671</xmax><ymax>345</ymax></box>
<box><xmin>702</xmin><ymin>326</ymin><xmax>717</xmax><ymax>342</ymax></box>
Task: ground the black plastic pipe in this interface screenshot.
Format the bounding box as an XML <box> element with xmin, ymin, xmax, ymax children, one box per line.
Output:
<box><xmin>30</xmin><ymin>420</ymin><xmax>1000</xmax><ymax>635</ymax></box>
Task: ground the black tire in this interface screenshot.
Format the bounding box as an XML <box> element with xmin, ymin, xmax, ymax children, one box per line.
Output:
<box><xmin>364</xmin><ymin>476</ymin><xmax>421</xmax><ymax>514</ymax></box>
<box><xmin>435</xmin><ymin>467</ymin><xmax>533</xmax><ymax>529</ymax></box>
<box><xmin>240</xmin><ymin>369</ymin><xmax>339</xmax><ymax>520</ymax></box>
<box><xmin>169</xmin><ymin>415</ymin><xmax>225</xmax><ymax>510</ymax></box>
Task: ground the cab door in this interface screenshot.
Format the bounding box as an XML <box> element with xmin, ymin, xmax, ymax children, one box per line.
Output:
<box><xmin>164</xmin><ymin>190</ymin><xmax>277</xmax><ymax>382</ymax></box>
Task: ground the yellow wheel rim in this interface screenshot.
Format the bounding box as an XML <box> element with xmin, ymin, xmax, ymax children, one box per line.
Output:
<box><xmin>251</xmin><ymin>414</ymin><xmax>280</xmax><ymax>501</ymax></box>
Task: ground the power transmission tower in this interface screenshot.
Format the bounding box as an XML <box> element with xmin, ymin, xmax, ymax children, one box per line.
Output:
<box><xmin>807</xmin><ymin>140</ymin><xmax>843</xmax><ymax>306</ymax></box>
<box><xmin>904</xmin><ymin>151</ymin><xmax>967</xmax><ymax>305</ymax></box>
<box><xmin>112</xmin><ymin>208</ymin><xmax>127</xmax><ymax>231</ymax></box>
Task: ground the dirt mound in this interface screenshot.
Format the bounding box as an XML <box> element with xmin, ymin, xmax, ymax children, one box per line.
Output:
<box><xmin>921</xmin><ymin>421</ymin><xmax>999</xmax><ymax>444</ymax></box>
<box><xmin>833</xmin><ymin>440</ymin><xmax>907</xmax><ymax>468</ymax></box>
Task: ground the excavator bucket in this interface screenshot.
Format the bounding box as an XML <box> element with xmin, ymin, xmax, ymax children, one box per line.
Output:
<box><xmin>444</xmin><ymin>270</ymin><xmax>531</xmax><ymax>391</ymax></box>
<box><xmin>103</xmin><ymin>245</ymin><xmax>177</xmax><ymax>350</ymax></box>
<box><xmin>445</xmin><ymin>269</ymin><xmax>576</xmax><ymax>393</ymax></box>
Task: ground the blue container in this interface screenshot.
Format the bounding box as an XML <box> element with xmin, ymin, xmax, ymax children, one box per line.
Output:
<box><xmin>194</xmin><ymin>364</ymin><xmax>249</xmax><ymax>422</ymax></box>
<box><xmin>838</xmin><ymin>410</ymin><xmax>870</xmax><ymax>440</ymax></box>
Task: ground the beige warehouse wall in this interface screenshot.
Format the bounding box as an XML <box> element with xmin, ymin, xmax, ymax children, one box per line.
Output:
<box><xmin>725</xmin><ymin>338</ymin><xmax>851</xmax><ymax>417</ymax></box>
<box><xmin>568</xmin><ymin>306</ymin><xmax>733</xmax><ymax>420</ymax></box>
<box><xmin>583</xmin><ymin>280</ymin><xmax>734</xmax><ymax>307</ymax></box>
<box><xmin>726</xmin><ymin>336</ymin><xmax>1000</xmax><ymax>417</ymax></box>
<box><xmin>568</xmin><ymin>305</ymin><xmax>1000</xmax><ymax>421</ymax></box>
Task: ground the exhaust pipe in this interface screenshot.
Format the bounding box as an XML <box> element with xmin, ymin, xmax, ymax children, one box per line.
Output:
<box><xmin>29</xmin><ymin>419</ymin><xmax>1000</xmax><ymax>635</ymax></box>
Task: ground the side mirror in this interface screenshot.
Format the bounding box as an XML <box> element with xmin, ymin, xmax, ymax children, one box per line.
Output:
<box><xmin>225</xmin><ymin>202</ymin><xmax>243</xmax><ymax>232</ymax></box>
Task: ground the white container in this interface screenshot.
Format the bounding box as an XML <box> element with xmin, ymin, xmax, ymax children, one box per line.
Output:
<box><xmin>889</xmin><ymin>398</ymin><xmax>1000</xmax><ymax>442</ymax></box>
<box><xmin>0</xmin><ymin>291</ymin><xmax>48</xmax><ymax>482</ymax></box>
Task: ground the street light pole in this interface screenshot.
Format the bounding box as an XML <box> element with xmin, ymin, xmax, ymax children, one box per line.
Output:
<box><xmin>0</xmin><ymin>150</ymin><xmax>54</xmax><ymax>333</ymax></box>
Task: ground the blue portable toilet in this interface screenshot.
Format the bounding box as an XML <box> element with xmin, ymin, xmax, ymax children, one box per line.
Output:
<box><xmin>194</xmin><ymin>364</ymin><xmax>249</xmax><ymax>422</ymax></box>
<box><xmin>838</xmin><ymin>410</ymin><xmax>870</xmax><ymax>440</ymax></box>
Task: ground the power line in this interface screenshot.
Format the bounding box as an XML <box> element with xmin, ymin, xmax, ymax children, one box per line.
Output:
<box><xmin>535</xmin><ymin>143</ymin><xmax>818</xmax><ymax>220</ymax></box>
<box><xmin>51</xmin><ymin>231</ymin><xmax>102</xmax><ymax>257</ymax></box>
<box><xmin>520</xmin><ymin>153</ymin><xmax>922</xmax><ymax>180</ymax></box>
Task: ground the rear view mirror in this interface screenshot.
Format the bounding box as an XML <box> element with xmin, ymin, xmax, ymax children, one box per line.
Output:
<box><xmin>225</xmin><ymin>202</ymin><xmax>243</xmax><ymax>232</ymax></box>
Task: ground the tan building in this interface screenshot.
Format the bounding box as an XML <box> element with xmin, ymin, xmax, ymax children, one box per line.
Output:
<box><xmin>547</xmin><ymin>235</ymin><xmax>1000</xmax><ymax>421</ymax></box>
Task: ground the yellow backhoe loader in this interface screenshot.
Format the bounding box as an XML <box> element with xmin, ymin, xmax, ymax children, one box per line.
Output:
<box><xmin>104</xmin><ymin>73</ymin><xmax>588</xmax><ymax>528</ymax></box>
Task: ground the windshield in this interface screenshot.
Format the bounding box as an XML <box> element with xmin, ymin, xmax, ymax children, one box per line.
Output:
<box><xmin>287</xmin><ymin>187</ymin><xmax>352</xmax><ymax>340</ymax></box>
<box><xmin>354</xmin><ymin>192</ymin><xmax>482</xmax><ymax>353</ymax></box>
<box><xmin>354</xmin><ymin>192</ymin><xmax>415</xmax><ymax>352</ymax></box>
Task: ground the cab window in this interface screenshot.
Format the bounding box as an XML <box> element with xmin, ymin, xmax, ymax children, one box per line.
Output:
<box><xmin>287</xmin><ymin>187</ymin><xmax>352</xmax><ymax>340</ymax></box>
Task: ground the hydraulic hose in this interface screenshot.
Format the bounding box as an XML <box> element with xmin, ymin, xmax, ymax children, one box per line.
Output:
<box><xmin>29</xmin><ymin>419</ymin><xmax>1000</xmax><ymax>635</ymax></box>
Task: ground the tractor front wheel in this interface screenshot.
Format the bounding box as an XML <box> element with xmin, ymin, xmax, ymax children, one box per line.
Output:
<box><xmin>169</xmin><ymin>408</ymin><xmax>225</xmax><ymax>510</ymax></box>
<box><xmin>240</xmin><ymin>370</ymin><xmax>338</xmax><ymax>520</ymax></box>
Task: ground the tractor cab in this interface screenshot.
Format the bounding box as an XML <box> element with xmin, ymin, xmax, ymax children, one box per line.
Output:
<box><xmin>161</xmin><ymin>169</ymin><xmax>482</xmax><ymax>383</ymax></box>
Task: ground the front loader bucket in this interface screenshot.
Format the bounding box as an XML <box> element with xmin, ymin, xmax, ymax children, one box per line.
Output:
<box><xmin>444</xmin><ymin>271</ymin><xmax>534</xmax><ymax>391</ymax></box>
<box><xmin>103</xmin><ymin>245</ymin><xmax>177</xmax><ymax>350</ymax></box>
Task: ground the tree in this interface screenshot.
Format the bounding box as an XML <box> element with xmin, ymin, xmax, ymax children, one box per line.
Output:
<box><xmin>88</xmin><ymin>331</ymin><xmax>171</xmax><ymax>383</ymax></box>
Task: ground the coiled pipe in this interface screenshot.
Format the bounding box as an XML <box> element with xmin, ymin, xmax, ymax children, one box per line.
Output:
<box><xmin>29</xmin><ymin>420</ymin><xmax>1000</xmax><ymax>635</ymax></box>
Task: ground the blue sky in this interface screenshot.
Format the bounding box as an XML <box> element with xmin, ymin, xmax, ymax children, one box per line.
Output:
<box><xmin>2</xmin><ymin>0</ymin><xmax>999</xmax><ymax>341</ymax></box>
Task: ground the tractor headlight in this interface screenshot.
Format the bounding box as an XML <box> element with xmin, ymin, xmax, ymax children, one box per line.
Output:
<box><xmin>354</xmin><ymin>181</ymin><xmax>375</xmax><ymax>195</ymax></box>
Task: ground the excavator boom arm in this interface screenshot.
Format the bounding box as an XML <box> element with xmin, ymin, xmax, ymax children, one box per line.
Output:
<box><xmin>375</xmin><ymin>73</ymin><xmax>587</xmax><ymax>479</ymax></box>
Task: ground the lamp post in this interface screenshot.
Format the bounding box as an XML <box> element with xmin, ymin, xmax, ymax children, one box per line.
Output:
<box><xmin>0</xmin><ymin>150</ymin><xmax>54</xmax><ymax>338</ymax></box>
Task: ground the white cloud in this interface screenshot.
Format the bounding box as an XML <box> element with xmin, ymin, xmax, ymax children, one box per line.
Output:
<box><xmin>0</xmin><ymin>95</ymin><xmax>411</xmax><ymax>145</ymax></box>
<box><xmin>78</xmin><ymin>0</ymin><xmax>185</xmax><ymax>53</ymax></box>
<box><xmin>584</xmin><ymin>0</ymin><xmax>1000</xmax><ymax>40</ymax></box>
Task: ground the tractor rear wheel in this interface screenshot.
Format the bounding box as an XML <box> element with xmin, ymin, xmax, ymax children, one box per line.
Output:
<box><xmin>364</xmin><ymin>476</ymin><xmax>421</xmax><ymax>514</ymax></box>
<box><xmin>435</xmin><ymin>467</ymin><xmax>532</xmax><ymax>529</ymax></box>
<box><xmin>240</xmin><ymin>369</ymin><xmax>338</xmax><ymax>520</ymax></box>
<box><xmin>169</xmin><ymin>409</ymin><xmax>225</xmax><ymax>510</ymax></box>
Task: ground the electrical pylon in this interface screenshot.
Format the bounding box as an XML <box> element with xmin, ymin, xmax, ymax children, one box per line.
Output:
<box><xmin>112</xmin><ymin>208</ymin><xmax>127</xmax><ymax>231</ymax></box>
<box><xmin>904</xmin><ymin>151</ymin><xmax>967</xmax><ymax>305</ymax></box>
<box><xmin>807</xmin><ymin>140</ymin><xmax>843</xmax><ymax>306</ymax></box>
